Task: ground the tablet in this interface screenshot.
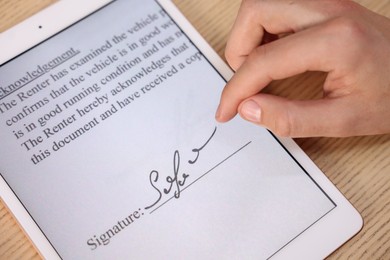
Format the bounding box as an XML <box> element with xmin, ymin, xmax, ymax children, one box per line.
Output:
<box><xmin>0</xmin><ymin>0</ymin><xmax>363</xmax><ymax>259</ymax></box>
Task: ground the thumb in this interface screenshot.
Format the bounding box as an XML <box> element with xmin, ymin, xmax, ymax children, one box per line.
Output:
<box><xmin>237</xmin><ymin>94</ymin><xmax>355</xmax><ymax>137</ymax></box>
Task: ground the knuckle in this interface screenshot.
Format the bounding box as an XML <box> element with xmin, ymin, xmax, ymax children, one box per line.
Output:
<box><xmin>328</xmin><ymin>17</ymin><xmax>366</xmax><ymax>44</ymax></box>
<box><xmin>320</xmin><ymin>0</ymin><xmax>362</xmax><ymax>17</ymax></box>
<box><xmin>323</xmin><ymin>16</ymin><xmax>368</xmax><ymax>64</ymax></box>
<box><xmin>331</xmin><ymin>0</ymin><xmax>361</xmax><ymax>13</ymax></box>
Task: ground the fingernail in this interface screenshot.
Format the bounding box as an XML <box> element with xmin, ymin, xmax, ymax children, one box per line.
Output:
<box><xmin>241</xmin><ymin>100</ymin><xmax>261</xmax><ymax>123</ymax></box>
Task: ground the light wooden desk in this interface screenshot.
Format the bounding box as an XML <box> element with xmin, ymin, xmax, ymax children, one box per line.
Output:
<box><xmin>0</xmin><ymin>0</ymin><xmax>389</xmax><ymax>259</ymax></box>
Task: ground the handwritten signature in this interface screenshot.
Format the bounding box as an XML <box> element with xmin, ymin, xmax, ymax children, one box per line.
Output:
<box><xmin>145</xmin><ymin>127</ymin><xmax>217</xmax><ymax>210</ymax></box>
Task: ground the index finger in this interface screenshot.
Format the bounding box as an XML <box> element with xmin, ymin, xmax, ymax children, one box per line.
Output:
<box><xmin>217</xmin><ymin>20</ymin><xmax>342</xmax><ymax>123</ymax></box>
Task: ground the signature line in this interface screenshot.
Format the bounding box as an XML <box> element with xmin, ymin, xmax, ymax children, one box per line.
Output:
<box><xmin>150</xmin><ymin>141</ymin><xmax>252</xmax><ymax>214</ymax></box>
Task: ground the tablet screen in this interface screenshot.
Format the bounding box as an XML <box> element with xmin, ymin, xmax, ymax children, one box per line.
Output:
<box><xmin>0</xmin><ymin>0</ymin><xmax>336</xmax><ymax>258</ymax></box>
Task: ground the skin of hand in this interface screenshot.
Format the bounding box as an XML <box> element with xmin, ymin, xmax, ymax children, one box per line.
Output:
<box><xmin>215</xmin><ymin>0</ymin><xmax>390</xmax><ymax>137</ymax></box>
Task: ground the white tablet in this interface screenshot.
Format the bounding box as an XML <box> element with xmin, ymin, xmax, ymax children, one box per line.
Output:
<box><xmin>0</xmin><ymin>0</ymin><xmax>363</xmax><ymax>259</ymax></box>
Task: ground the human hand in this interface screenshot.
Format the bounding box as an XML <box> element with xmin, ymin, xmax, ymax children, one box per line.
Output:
<box><xmin>215</xmin><ymin>0</ymin><xmax>390</xmax><ymax>137</ymax></box>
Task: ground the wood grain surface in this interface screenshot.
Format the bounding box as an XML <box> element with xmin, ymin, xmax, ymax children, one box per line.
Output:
<box><xmin>1</xmin><ymin>0</ymin><xmax>389</xmax><ymax>259</ymax></box>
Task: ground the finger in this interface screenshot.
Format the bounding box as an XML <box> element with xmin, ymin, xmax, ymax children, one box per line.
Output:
<box><xmin>216</xmin><ymin>19</ymin><xmax>340</xmax><ymax>123</ymax></box>
<box><xmin>237</xmin><ymin>94</ymin><xmax>357</xmax><ymax>137</ymax></box>
<box><xmin>225</xmin><ymin>0</ymin><xmax>362</xmax><ymax>70</ymax></box>
<box><xmin>225</xmin><ymin>0</ymin><xmax>264</xmax><ymax>70</ymax></box>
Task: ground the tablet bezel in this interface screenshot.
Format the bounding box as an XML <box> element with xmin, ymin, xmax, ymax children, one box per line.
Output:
<box><xmin>0</xmin><ymin>0</ymin><xmax>363</xmax><ymax>259</ymax></box>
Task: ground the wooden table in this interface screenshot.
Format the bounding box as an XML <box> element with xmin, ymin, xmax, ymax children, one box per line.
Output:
<box><xmin>0</xmin><ymin>0</ymin><xmax>389</xmax><ymax>259</ymax></box>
